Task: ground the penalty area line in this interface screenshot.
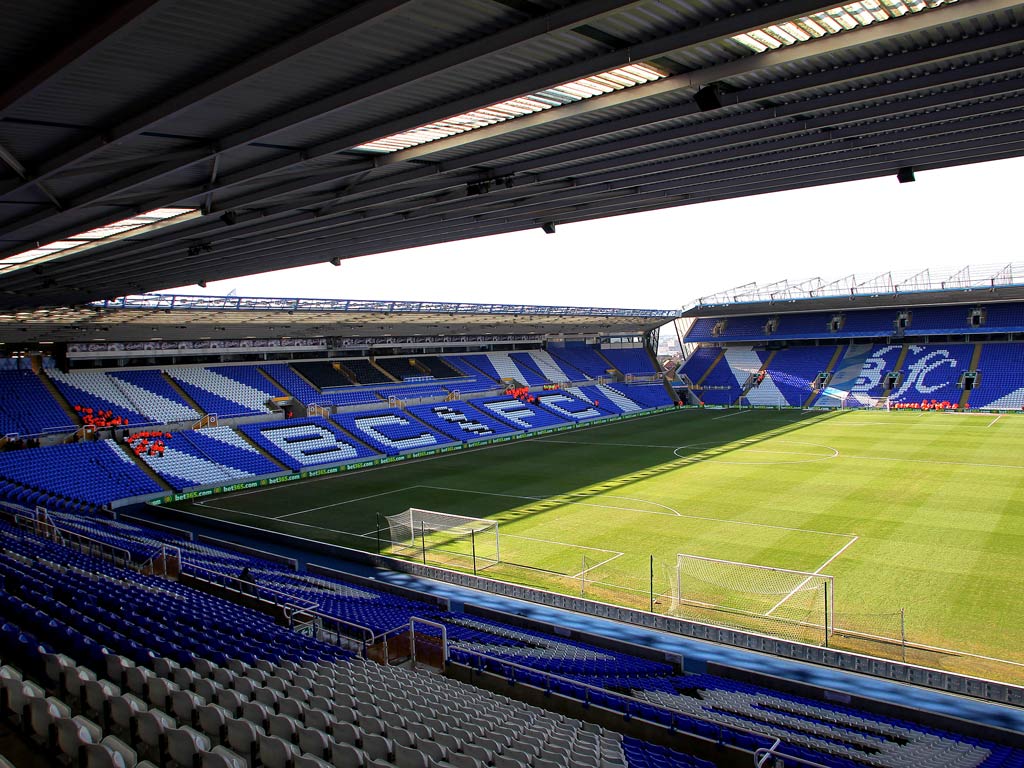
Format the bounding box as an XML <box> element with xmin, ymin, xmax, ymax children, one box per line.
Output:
<box><xmin>765</xmin><ymin>535</ymin><xmax>858</xmax><ymax>617</ymax></box>
<box><xmin>274</xmin><ymin>486</ymin><xmax>419</xmax><ymax>519</ymax></box>
<box><xmin>571</xmin><ymin>551</ymin><xmax>625</xmax><ymax>579</ymax></box>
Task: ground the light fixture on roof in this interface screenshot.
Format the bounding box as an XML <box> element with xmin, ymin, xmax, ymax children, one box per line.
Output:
<box><xmin>355</xmin><ymin>63</ymin><xmax>666</xmax><ymax>154</ymax></box>
<box><xmin>731</xmin><ymin>0</ymin><xmax>959</xmax><ymax>53</ymax></box>
<box><xmin>220</xmin><ymin>211</ymin><xmax>238</xmax><ymax>226</ymax></box>
<box><xmin>897</xmin><ymin>167</ymin><xmax>916</xmax><ymax>183</ymax></box>
<box><xmin>330</xmin><ymin>257</ymin><xmax>341</xmax><ymax>266</ymax></box>
<box><xmin>541</xmin><ymin>222</ymin><xmax>556</xmax><ymax>235</ymax></box>
<box><xmin>197</xmin><ymin>280</ymin><xmax>207</xmax><ymax>288</ymax></box>
<box><xmin>693</xmin><ymin>83</ymin><xmax>724</xmax><ymax>112</ymax></box>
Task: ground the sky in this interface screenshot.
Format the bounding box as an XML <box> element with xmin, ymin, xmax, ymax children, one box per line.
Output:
<box><xmin>169</xmin><ymin>154</ymin><xmax>1024</xmax><ymax>311</ymax></box>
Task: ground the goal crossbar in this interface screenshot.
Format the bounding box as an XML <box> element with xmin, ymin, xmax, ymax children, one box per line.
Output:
<box><xmin>385</xmin><ymin>508</ymin><xmax>501</xmax><ymax>567</ymax></box>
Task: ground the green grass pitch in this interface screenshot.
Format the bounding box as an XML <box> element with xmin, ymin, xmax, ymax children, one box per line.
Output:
<box><xmin>167</xmin><ymin>408</ymin><xmax>1024</xmax><ymax>683</ymax></box>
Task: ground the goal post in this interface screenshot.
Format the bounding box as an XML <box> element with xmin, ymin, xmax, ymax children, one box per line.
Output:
<box><xmin>384</xmin><ymin>508</ymin><xmax>500</xmax><ymax>570</ymax></box>
<box><xmin>671</xmin><ymin>553</ymin><xmax>833</xmax><ymax>645</ymax></box>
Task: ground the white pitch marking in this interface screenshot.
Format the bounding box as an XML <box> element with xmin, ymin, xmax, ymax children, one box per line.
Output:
<box><xmin>838</xmin><ymin>453</ymin><xmax>1024</xmax><ymax>471</ymax></box>
<box><xmin>274</xmin><ymin>486</ymin><xmax>415</xmax><ymax>519</ymax></box>
<box><xmin>712</xmin><ymin>409</ymin><xmax>751</xmax><ymax>420</ymax></box>
<box><xmin>419</xmin><ymin>484</ymin><xmax>856</xmax><ymax>538</ymax></box>
<box><xmin>766</xmin><ymin>535</ymin><xmax>859</xmax><ymax>617</ymax></box>
<box><xmin>571</xmin><ymin>551</ymin><xmax>625</xmax><ymax>579</ymax></box>
<box><xmin>987</xmin><ymin>414</ymin><xmax>1002</xmax><ymax>428</ymax></box>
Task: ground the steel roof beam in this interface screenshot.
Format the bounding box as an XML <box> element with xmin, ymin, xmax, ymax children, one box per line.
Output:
<box><xmin>48</xmin><ymin>60</ymin><xmax>1024</xmax><ymax>272</ymax></box>
<box><xmin>0</xmin><ymin>0</ymin><xmax>164</xmax><ymax>116</ymax></box>
<box><xmin>0</xmin><ymin>0</ymin><xmax>416</xmax><ymax>200</ymax></box>
<box><xmin>32</xmin><ymin>124</ymin><xmax>1024</xmax><ymax>293</ymax></box>
<box><xmin>0</xmin><ymin>0</ymin><xmax>860</xmax><ymax>243</ymax></box>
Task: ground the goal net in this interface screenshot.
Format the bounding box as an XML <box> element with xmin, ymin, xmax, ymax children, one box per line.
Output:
<box><xmin>384</xmin><ymin>508</ymin><xmax>500</xmax><ymax>570</ymax></box>
<box><xmin>670</xmin><ymin>554</ymin><xmax>833</xmax><ymax>645</ymax></box>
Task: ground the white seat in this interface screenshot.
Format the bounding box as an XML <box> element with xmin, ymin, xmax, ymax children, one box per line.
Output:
<box><xmin>226</xmin><ymin>717</ymin><xmax>264</xmax><ymax>767</ymax></box>
<box><xmin>293</xmin><ymin>756</ymin><xmax>332</xmax><ymax>768</ymax></box>
<box><xmin>28</xmin><ymin>695</ymin><xmax>72</xmax><ymax>743</ymax></box>
<box><xmin>200</xmin><ymin>746</ymin><xmax>247</xmax><ymax>768</ymax></box>
<box><xmin>135</xmin><ymin>709</ymin><xmax>175</xmax><ymax>764</ymax></box>
<box><xmin>108</xmin><ymin>693</ymin><xmax>147</xmax><ymax>741</ymax></box>
<box><xmin>297</xmin><ymin>725</ymin><xmax>331</xmax><ymax>758</ymax></box>
<box><xmin>258</xmin><ymin>734</ymin><xmax>299</xmax><ymax>768</ymax></box>
<box><xmin>197</xmin><ymin>703</ymin><xmax>231</xmax><ymax>741</ymax></box>
<box><xmin>83</xmin><ymin>736</ymin><xmax>138</xmax><ymax>768</ymax></box>
<box><xmin>166</xmin><ymin>726</ymin><xmax>212</xmax><ymax>768</ymax></box>
<box><xmin>329</xmin><ymin>740</ymin><xmax>366</xmax><ymax>768</ymax></box>
<box><xmin>55</xmin><ymin>716</ymin><xmax>103</xmax><ymax>766</ymax></box>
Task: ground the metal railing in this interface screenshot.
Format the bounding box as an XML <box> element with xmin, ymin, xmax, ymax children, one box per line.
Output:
<box><xmin>693</xmin><ymin>262</ymin><xmax>1024</xmax><ymax>308</ymax></box>
<box><xmin>453</xmin><ymin>644</ymin><xmax>777</xmax><ymax>753</ymax></box>
<box><xmin>96</xmin><ymin>293</ymin><xmax>681</xmax><ymax>318</ymax></box>
<box><xmin>14</xmin><ymin>513</ymin><xmax>133</xmax><ymax>568</ymax></box>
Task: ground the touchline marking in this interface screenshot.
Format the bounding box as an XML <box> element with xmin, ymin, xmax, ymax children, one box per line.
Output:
<box><xmin>712</xmin><ymin>410</ymin><xmax>751</xmax><ymax>420</ymax></box>
<box><xmin>766</xmin><ymin>535</ymin><xmax>859</xmax><ymax>616</ymax></box>
<box><xmin>987</xmin><ymin>415</ymin><xmax>1002</xmax><ymax>428</ymax></box>
<box><xmin>502</xmin><ymin>532</ymin><xmax>621</xmax><ymax>555</ymax></box>
<box><xmin>673</xmin><ymin>440</ymin><xmax>839</xmax><ymax>466</ymax></box>
<box><xmin>838</xmin><ymin>453</ymin><xmax>1024</xmax><ymax>470</ymax></box>
<box><xmin>274</xmin><ymin>486</ymin><xmax>415</xmax><ymax>519</ymax></box>
<box><xmin>180</xmin><ymin>501</ymin><xmax>374</xmax><ymax>540</ymax></box>
<box><xmin>419</xmin><ymin>484</ymin><xmax>855</xmax><ymax>538</ymax></box>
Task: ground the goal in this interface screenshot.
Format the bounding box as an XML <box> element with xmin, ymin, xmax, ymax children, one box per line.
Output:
<box><xmin>384</xmin><ymin>508</ymin><xmax>500</xmax><ymax>569</ymax></box>
<box><xmin>670</xmin><ymin>553</ymin><xmax>833</xmax><ymax>645</ymax></box>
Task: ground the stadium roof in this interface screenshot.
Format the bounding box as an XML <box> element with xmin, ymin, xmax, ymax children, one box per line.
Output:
<box><xmin>682</xmin><ymin>261</ymin><xmax>1024</xmax><ymax>315</ymax></box>
<box><xmin>0</xmin><ymin>293</ymin><xmax>678</xmax><ymax>345</ymax></box>
<box><xmin>2</xmin><ymin>0</ymin><xmax>1024</xmax><ymax>309</ymax></box>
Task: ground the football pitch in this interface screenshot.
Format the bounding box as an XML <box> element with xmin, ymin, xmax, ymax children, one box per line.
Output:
<box><xmin>168</xmin><ymin>408</ymin><xmax>1024</xmax><ymax>683</ymax></box>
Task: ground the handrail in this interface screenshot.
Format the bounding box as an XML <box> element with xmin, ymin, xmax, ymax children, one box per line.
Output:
<box><xmin>453</xmin><ymin>644</ymin><xmax>776</xmax><ymax>750</ymax></box>
<box><xmin>180</xmin><ymin>562</ymin><xmax>379</xmax><ymax>653</ymax></box>
<box><xmin>754</xmin><ymin>740</ymin><xmax>830</xmax><ymax>768</ymax></box>
<box><xmin>94</xmin><ymin>293</ymin><xmax>681</xmax><ymax>318</ymax></box>
<box><xmin>409</xmin><ymin>617</ymin><xmax>448</xmax><ymax>668</ymax></box>
<box><xmin>14</xmin><ymin>513</ymin><xmax>133</xmax><ymax>567</ymax></box>
<box><xmin>182</xmin><ymin>560</ymin><xmax>319</xmax><ymax>613</ymax></box>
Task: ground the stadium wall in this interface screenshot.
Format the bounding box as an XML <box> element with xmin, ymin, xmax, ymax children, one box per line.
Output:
<box><xmin>146</xmin><ymin>501</ymin><xmax>1024</xmax><ymax>710</ymax></box>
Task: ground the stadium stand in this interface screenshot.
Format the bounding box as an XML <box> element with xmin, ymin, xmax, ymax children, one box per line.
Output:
<box><xmin>166</xmin><ymin>367</ymin><xmax>277</xmax><ymax>418</ymax></box>
<box><xmin>566</xmin><ymin>384</ymin><xmax>639</xmax><ymax>414</ymax></box>
<box><xmin>0</xmin><ymin>370</ymin><xmax>75</xmax><ymax>436</ymax></box>
<box><xmin>46</xmin><ymin>371</ymin><xmax>149</xmax><ymax>426</ymax></box>
<box><xmin>239</xmin><ymin>418</ymin><xmax>379</xmax><ymax>470</ymax></box>
<box><xmin>888</xmin><ymin>344</ymin><xmax>975</xmax><ymax>406</ymax></box>
<box><xmin>337</xmin><ymin>359</ymin><xmax>392</xmax><ymax>386</ymax></box>
<box><xmin>690</xmin><ymin>352</ymin><xmax>742</xmax><ymax>406</ymax></box>
<box><xmin>110</xmin><ymin>370</ymin><xmax>201</xmax><ymax>423</ymax></box>
<box><xmin>755</xmin><ymin>346</ymin><xmax>842</xmax><ymax>406</ymax></box>
<box><xmin>259</xmin><ymin>363</ymin><xmax>323</xmax><ymax>406</ymax></box>
<box><xmin>471</xmin><ymin>396</ymin><xmax>572</xmax><ymax>432</ymax></box>
<box><xmin>547</xmin><ymin>344</ymin><xmax>612</xmax><ymax>380</ymax></box>
<box><xmin>607</xmin><ymin>382</ymin><xmax>674</xmax><ymax>409</ymax></box>
<box><xmin>677</xmin><ymin>347</ymin><xmax>720</xmax><ymax>386</ymax></box>
<box><xmin>290</xmin><ymin>361</ymin><xmax>356</xmax><ymax>388</ymax></box>
<box><xmin>448</xmin><ymin>355</ymin><xmax>502</xmax><ymax>385</ymax></box>
<box><xmin>486</xmin><ymin>352</ymin><xmax>546</xmax><ymax>386</ymax></box>
<box><xmin>136</xmin><ymin>426</ymin><xmax>281</xmax><ymax>490</ymax></box>
<box><xmin>0</xmin><ymin>441</ymin><xmax>163</xmax><ymax>508</ymax></box>
<box><xmin>533</xmin><ymin>391</ymin><xmax>606</xmax><ymax>421</ymax></box>
<box><xmin>405</xmin><ymin>402</ymin><xmax>521</xmax><ymax>442</ymax></box>
<box><xmin>600</xmin><ymin>348</ymin><xmax>656</xmax><ymax>375</ymax></box>
<box><xmin>331</xmin><ymin>409</ymin><xmax>456</xmax><ymax>456</ymax></box>
<box><xmin>4</xmin><ymin>511</ymin><xmax>1021</xmax><ymax>768</ymax></box>
<box><xmin>970</xmin><ymin>343</ymin><xmax>1024</xmax><ymax>410</ymax></box>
